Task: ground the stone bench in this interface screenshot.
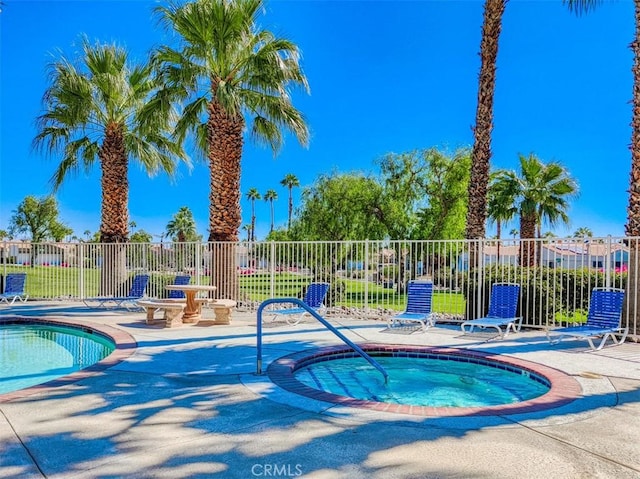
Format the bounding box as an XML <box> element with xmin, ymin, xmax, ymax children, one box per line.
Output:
<box><xmin>137</xmin><ymin>300</ymin><xmax>186</xmax><ymax>328</ymax></box>
<box><xmin>207</xmin><ymin>299</ymin><xmax>237</xmax><ymax>325</ymax></box>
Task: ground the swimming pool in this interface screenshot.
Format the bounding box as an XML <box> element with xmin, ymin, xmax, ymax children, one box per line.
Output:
<box><xmin>268</xmin><ymin>344</ymin><xmax>582</xmax><ymax>417</ymax></box>
<box><xmin>0</xmin><ymin>318</ymin><xmax>134</xmax><ymax>399</ymax></box>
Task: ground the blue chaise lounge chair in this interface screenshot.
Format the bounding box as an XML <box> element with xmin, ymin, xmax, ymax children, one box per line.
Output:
<box><xmin>388</xmin><ymin>280</ymin><xmax>434</xmax><ymax>333</ymax></box>
<box><xmin>167</xmin><ymin>274</ymin><xmax>191</xmax><ymax>299</ymax></box>
<box><xmin>547</xmin><ymin>287</ymin><xmax>627</xmax><ymax>350</ymax></box>
<box><xmin>267</xmin><ymin>282</ymin><xmax>330</xmax><ymax>325</ymax></box>
<box><xmin>0</xmin><ymin>272</ymin><xmax>28</xmax><ymax>305</ymax></box>
<box><xmin>83</xmin><ymin>273</ymin><xmax>150</xmax><ymax>310</ymax></box>
<box><xmin>461</xmin><ymin>282</ymin><xmax>522</xmax><ymax>339</ymax></box>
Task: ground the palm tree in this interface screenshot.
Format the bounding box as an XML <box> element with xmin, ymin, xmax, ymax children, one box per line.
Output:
<box><xmin>154</xmin><ymin>0</ymin><xmax>309</xmax><ymax>298</ymax></box>
<box><xmin>263</xmin><ymin>189</ymin><xmax>278</xmax><ymax>233</ymax></box>
<box><xmin>246</xmin><ymin>188</ymin><xmax>261</xmax><ymax>242</ymax></box>
<box><xmin>464</xmin><ymin>0</ymin><xmax>507</xmax><ymax>243</ymax></box>
<box><xmin>33</xmin><ymin>37</ymin><xmax>186</xmax><ymax>294</ymax></box>
<box><xmin>491</xmin><ymin>153</ymin><xmax>578</xmax><ymax>266</ymax></box>
<box><xmin>573</xmin><ymin>226</ymin><xmax>593</xmax><ymax>238</ymax></box>
<box><xmin>280</xmin><ymin>173</ymin><xmax>300</xmax><ymax>230</ymax></box>
<box><xmin>509</xmin><ymin>228</ymin><xmax>519</xmax><ymax>239</ymax></box>
<box><xmin>487</xmin><ymin>171</ymin><xmax>518</xmax><ymax>261</ymax></box>
<box><xmin>465</xmin><ymin>0</ymin><xmax>596</xmax><ymax>257</ymax></box>
<box><xmin>242</xmin><ymin>224</ymin><xmax>251</xmax><ymax>242</ymax></box>
<box><xmin>166</xmin><ymin>206</ymin><xmax>198</xmax><ymax>242</ymax></box>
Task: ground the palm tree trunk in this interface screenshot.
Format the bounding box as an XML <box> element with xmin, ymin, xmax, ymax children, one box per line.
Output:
<box><xmin>270</xmin><ymin>199</ymin><xmax>275</xmax><ymax>233</ymax></box>
<box><xmin>99</xmin><ymin>125</ymin><xmax>129</xmax><ymax>295</ymax></box>
<box><xmin>288</xmin><ymin>186</ymin><xmax>293</xmax><ymax>230</ymax></box>
<box><xmin>465</xmin><ymin>0</ymin><xmax>507</xmax><ymax>241</ymax></box>
<box><xmin>519</xmin><ymin>214</ymin><xmax>537</xmax><ymax>267</ymax></box>
<box><xmin>624</xmin><ymin>0</ymin><xmax>640</xmax><ymax>337</ymax></box>
<box><xmin>207</xmin><ymin>100</ymin><xmax>243</xmax><ymax>299</ymax></box>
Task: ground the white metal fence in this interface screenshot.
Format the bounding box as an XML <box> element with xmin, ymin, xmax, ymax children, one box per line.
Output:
<box><xmin>1</xmin><ymin>236</ymin><xmax>637</xmax><ymax>338</ymax></box>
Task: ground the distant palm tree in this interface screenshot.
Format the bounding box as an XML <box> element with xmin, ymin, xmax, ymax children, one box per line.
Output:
<box><xmin>573</xmin><ymin>226</ymin><xmax>593</xmax><ymax>238</ymax></box>
<box><xmin>264</xmin><ymin>189</ymin><xmax>278</xmax><ymax>233</ymax></box>
<box><xmin>491</xmin><ymin>153</ymin><xmax>578</xmax><ymax>266</ymax></box>
<box><xmin>246</xmin><ymin>188</ymin><xmax>261</xmax><ymax>242</ymax></box>
<box><xmin>509</xmin><ymin>228</ymin><xmax>519</xmax><ymax>239</ymax></box>
<box><xmin>280</xmin><ymin>173</ymin><xmax>300</xmax><ymax>230</ymax></box>
<box><xmin>242</xmin><ymin>224</ymin><xmax>251</xmax><ymax>242</ymax></box>
<box><xmin>166</xmin><ymin>206</ymin><xmax>197</xmax><ymax>242</ymax></box>
<box><xmin>153</xmin><ymin>0</ymin><xmax>309</xmax><ymax>298</ymax></box>
<box><xmin>487</xmin><ymin>171</ymin><xmax>518</xmax><ymax>261</ymax></box>
<box><xmin>33</xmin><ymin>37</ymin><xmax>185</xmax><ymax>294</ymax></box>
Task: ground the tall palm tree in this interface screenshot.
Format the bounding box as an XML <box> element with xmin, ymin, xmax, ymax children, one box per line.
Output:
<box><xmin>246</xmin><ymin>188</ymin><xmax>261</xmax><ymax>242</ymax></box>
<box><xmin>464</xmin><ymin>0</ymin><xmax>595</xmax><ymax>251</ymax></box>
<box><xmin>166</xmin><ymin>206</ymin><xmax>198</xmax><ymax>242</ymax></box>
<box><xmin>263</xmin><ymin>189</ymin><xmax>278</xmax><ymax>233</ymax></box>
<box><xmin>465</xmin><ymin>0</ymin><xmax>507</xmax><ymax>243</ymax></box>
<box><xmin>33</xmin><ymin>37</ymin><xmax>185</xmax><ymax>294</ymax></box>
<box><xmin>492</xmin><ymin>154</ymin><xmax>578</xmax><ymax>266</ymax></box>
<box><xmin>154</xmin><ymin>0</ymin><xmax>309</xmax><ymax>298</ymax></box>
<box><xmin>280</xmin><ymin>173</ymin><xmax>300</xmax><ymax>230</ymax></box>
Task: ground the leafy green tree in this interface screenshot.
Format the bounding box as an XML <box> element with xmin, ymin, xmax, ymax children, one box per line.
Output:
<box><xmin>280</xmin><ymin>173</ymin><xmax>300</xmax><ymax>231</ymax></box>
<box><xmin>33</xmin><ymin>37</ymin><xmax>186</xmax><ymax>293</ymax></box>
<box><xmin>417</xmin><ymin>149</ymin><xmax>471</xmax><ymax>240</ymax></box>
<box><xmin>9</xmin><ymin>196</ymin><xmax>70</xmax><ymax>266</ymax></box>
<box><xmin>153</xmin><ymin>0</ymin><xmax>309</xmax><ymax>298</ymax></box>
<box><xmin>0</xmin><ymin>229</ymin><xmax>11</xmax><ymax>241</ymax></box>
<box><xmin>492</xmin><ymin>153</ymin><xmax>578</xmax><ymax>265</ymax></box>
<box><xmin>294</xmin><ymin>172</ymin><xmax>385</xmax><ymax>241</ymax></box>
<box><xmin>264</xmin><ymin>189</ymin><xmax>278</xmax><ymax>233</ymax></box>
<box><xmin>246</xmin><ymin>188</ymin><xmax>261</xmax><ymax>242</ymax></box>
<box><xmin>130</xmin><ymin>230</ymin><xmax>153</xmax><ymax>243</ymax></box>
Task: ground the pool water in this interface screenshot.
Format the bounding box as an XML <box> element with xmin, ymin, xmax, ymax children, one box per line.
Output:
<box><xmin>0</xmin><ymin>324</ymin><xmax>115</xmax><ymax>394</ymax></box>
<box><xmin>295</xmin><ymin>355</ymin><xmax>550</xmax><ymax>407</ymax></box>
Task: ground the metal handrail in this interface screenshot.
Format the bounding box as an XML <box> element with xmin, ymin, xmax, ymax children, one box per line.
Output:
<box><xmin>256</xmin><ymin>298</ymin><xmax>389</xmax><ymax>383</ymax></box>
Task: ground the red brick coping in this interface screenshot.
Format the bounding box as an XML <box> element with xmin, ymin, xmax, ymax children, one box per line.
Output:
<box><xmin>267</xmin><ymin>344</ymin><xmax>582</xmax><ymax>417</ymax></box>
<box><xmin>0</xmin><ymin>316</ymin><xmax>137</xmax><ymax>403</ymax></box>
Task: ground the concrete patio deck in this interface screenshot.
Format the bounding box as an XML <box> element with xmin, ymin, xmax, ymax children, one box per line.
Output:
<box><xmin>1</xmin><ymin>302</ymin><xmax>639</xmax><ymax>479</ymax></box>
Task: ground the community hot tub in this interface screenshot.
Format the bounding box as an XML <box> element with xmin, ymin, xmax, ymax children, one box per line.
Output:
<box><xmin>268</xmin><ymin>344</ymin><xmax>581</xmax><ymax>417</ymax></box>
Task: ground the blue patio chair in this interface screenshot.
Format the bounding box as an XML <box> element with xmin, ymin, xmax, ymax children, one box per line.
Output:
<box><xmin>0</xmin><ymin>272</ymin><xmax>28</xmax><ymax>305</ymax></box>
<box><xmin>547</xmin><ymin>287</ymin><xmax>627</xmax><ymax>350</ymax></box>
<box><xmin>83</xmin><ymin>274</ymin><xmax>150</xmax><ymax>310</ymax></box>
<box><xmin>167</xmin><ymin>274</ymin><xmax>191</xmax><ymax>299</ymax></box>
<box><xmin>388</xmin><ymin>281</ymin><xmax>434</xmax><ymax>333</ymax></box>
<box><xmin>267</xmin><ymin>282</ymin><xmax>330</xmax><ymax>325</ymax></box>
<box><xmin>461</xmin><ymin>283</ymin><xmax>522</xmax><ymax>339</ymax></box>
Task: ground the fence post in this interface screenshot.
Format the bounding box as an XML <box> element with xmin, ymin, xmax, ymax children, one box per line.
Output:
<box><xmin>270</xmin><ymin>241</ymin><xmax>276</xmax><ymax>299</ymax></box>
<box><xmin>605</xmin><ymin>235</ymin><xmax>612</xmax><ymax>289</ymax></box>
<box><xmin>364</xmin><ymin>239</ymin><xmax>369</xmax><ymax>310</ymax></box>
<box><xmin>79</xmin><ymin>242</ymin><xmax>85</xmax><ymax>300</ymax></box>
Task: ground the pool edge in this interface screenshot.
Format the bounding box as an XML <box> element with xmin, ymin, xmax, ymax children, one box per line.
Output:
<box><xmin>0</xmin><ymin>316</ymin><xmax>137</xmax><ymax>403</ymax></box>
<box><xmin>267</xmin><ymin>344</ymin><xmax>582</xmax><ymax>418</ymax></box>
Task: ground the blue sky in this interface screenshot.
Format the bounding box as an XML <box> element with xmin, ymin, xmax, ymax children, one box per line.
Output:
<box><xmin>0</xmin><ymin>0</ymin><xmax>635</xmax><ymax>241</ymax></box>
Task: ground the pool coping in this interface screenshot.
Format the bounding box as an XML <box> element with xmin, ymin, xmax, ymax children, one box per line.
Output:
<box><xmin>0</xmin><ymin>316</ymin><xmax>137</xmax><ymax>403</ymax></box>
<box><xmin>267</xmin><ymin>343</ymin><xmax>582</xmax><ymax>417</ymax></box>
